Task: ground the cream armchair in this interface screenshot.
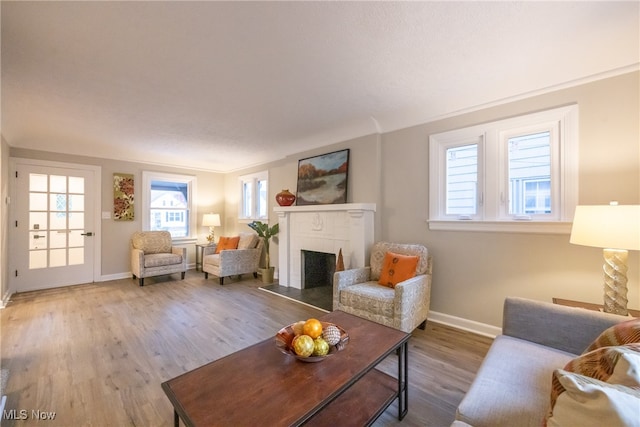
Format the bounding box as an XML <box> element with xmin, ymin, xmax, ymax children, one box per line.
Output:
<box><xmin>203</xmin><ymin>233</ymin><xmax>263</xmax><ymax>285</ymax></box>
<box><xmin>333</xmin><ymin>242</ymin><xmax>432</xmax><ymax>333</ymax></box>
<box><xmin>131</xmin><ymin>231</ymin><xmax>187</xmax><ymax>286</ymax></box>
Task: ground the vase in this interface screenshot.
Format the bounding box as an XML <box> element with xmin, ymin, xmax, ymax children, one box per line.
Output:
<box><xmin>261</xmin><ymin>267</ymin><xmax>275</xmax><ymax>284</ymax></box>
<box><xmin>275</xmin><ymin>189</ymin><xmax>296</xmax><ymax>206</ymax></box>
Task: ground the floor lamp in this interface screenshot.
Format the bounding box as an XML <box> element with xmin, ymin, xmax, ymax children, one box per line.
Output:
<box><xmin>570</xmin><ymin>203</ymin><xmax>640</xmax><ymax>316</ymax></box>
<box><xmin>202</xmin><ymin>213</ymin><xmax>221</xmax><ymax>244</ymax></box>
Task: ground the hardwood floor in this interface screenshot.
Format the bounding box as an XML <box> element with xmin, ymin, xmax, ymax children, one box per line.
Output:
<box><xmin>0</xmin><ymin>271</ymin><xmax>493</xmax><ymax>426</ymax></box>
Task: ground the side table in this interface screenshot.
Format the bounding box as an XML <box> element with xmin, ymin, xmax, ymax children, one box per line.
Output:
<box><xmin>553</xmin><ymin>297</ymin><xmax>640</xmax><ymax>318</ymax></box>
<box><xmin>195</xmin><ymin>243</ymin><xmax>213</xmax><ymax>271</ymax></box>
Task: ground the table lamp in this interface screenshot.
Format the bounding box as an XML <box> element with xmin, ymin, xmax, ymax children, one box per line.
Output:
<box><xmin>569</xmin><ymin>202</ymin><xmax>640</xmax><ymax>316</ymax></box>
<box><xmin>202</xmin><ymin>213</ymin><xmax>221</xmax><ymax>244</ymax></box>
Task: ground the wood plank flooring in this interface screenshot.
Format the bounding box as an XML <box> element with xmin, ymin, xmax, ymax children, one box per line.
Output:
<box><xmin>0</xmin><ymin>271</ymin><xmax>493</xmax><ymax>426</ymax></box>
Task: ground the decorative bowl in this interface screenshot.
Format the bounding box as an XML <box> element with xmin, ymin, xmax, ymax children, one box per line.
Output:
<box><xmin>275</xmin><ymin>322</ymin><xmax>349</xmax><ymax>362</ymax></box>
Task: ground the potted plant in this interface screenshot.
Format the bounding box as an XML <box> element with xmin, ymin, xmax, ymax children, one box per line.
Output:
<box><xmin>247</xmin><ymin>220</ymin><xmax>279</xmax><ymax>283</ymax></box>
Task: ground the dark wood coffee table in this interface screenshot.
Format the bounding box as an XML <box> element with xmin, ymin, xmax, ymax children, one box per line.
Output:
<box><xmin>161</xmin><ymin>310</ymin><xmax>410</xmax><ymax>426</ymax></box>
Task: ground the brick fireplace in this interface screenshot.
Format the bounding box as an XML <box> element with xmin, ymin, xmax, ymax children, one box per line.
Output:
<box><xmin>274</xmin><ymin>203</ymin><xmax>376</xmax><ymax>289</ymax></box>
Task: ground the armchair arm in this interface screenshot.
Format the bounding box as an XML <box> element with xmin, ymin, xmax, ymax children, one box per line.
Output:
<box><xmin>217</xmin><ymin>248</ymin><xmax>262</xmax><ymax>276</ymax></box>
<box><xmin>333</xmin><ymin>267</ymin><xmax>371</xmax><ymax>311</ymax></box>
<box><xmin>393</xmin><ymin>274</ymin><xmax>431</xmax><ymax>331</ymax></box>
<box><xmin>131</xmin><ymin>248</ymin><xmax>145</xmax><ymax>276</ymax></box>
<box><xmin>203</xmin><ymin>245</ymin><xmax>217</xmax><ymax>256</ymax></box>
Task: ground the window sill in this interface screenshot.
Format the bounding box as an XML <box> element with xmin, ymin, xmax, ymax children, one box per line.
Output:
<box><xmin>427</xmin><ymin>220</ymin><xmax>572</xmax><ymax>234</ymax></box>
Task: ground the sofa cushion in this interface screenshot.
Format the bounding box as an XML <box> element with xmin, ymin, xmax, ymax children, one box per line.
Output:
<box><xmin>143</xmin><ymin>253</ymin><xmax>183</xmax><ymax>268</ymax></box>
<box><xmin>215</xmin><ymin>236</ymin><xmax>240</xmax><ymax>254</ymax></box>
<box><xmin>378</xmin><ymin>252</ymin><xmax>418</xmax><ymax>288</ymax></box>
<box><xmin>545</xmin><ymin>344</ymin><xmax>640</xmax><ymax>427</ymax></box>
<box><xmin>584</xmin><ymin>318</ymin><xmax>640</xmax><ymax>353</ymax></box>
<box><xmin>340</xmin><ymin>282</ymin><xmax>395</xmax><ymax>319</ymax></box>
<box><xmin>456</xmin><ymin>335</ymin><xmax>574</xmax><ymax>427</ymax></box>
<box><xmin>237</xmin><ymin>233</ymin><xmax>258</xmax><ymax>250</ymax></box>
<box><xmin>132</xmin><ymin>231</ymin><xmax>172</xmax><ymax>254</ymax></box>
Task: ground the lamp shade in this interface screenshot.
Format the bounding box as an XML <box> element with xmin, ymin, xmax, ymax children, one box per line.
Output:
<box><xmin>202</xmin><ymin>213</ymin><xmax>221</xmax><ymax>227</ymax></box>
<box><xmin>570</xmin><ymin>204</ymin><xmax>640</xmax><ymax>251</ymax></box>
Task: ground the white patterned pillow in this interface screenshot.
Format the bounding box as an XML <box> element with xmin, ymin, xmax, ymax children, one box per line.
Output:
<box><xmin>546</xmin><ymin>344</ymin><xmax>640</xmax><ymax>427</ymax></box>
<box><xmin>546</xmin><ymin>370</ymin><xmax>640</xmax><ymax>427</ymax></box>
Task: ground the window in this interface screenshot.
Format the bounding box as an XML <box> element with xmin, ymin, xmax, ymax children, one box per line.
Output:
<box><xmin>429</xmin><ymin>105</ymin><xmax>578</xmax><ymax>233</ymax></box>
<box><xmin>239</xmin><ymin>171</ymin><xmax>268</xmax><ymax>221</ymax></box>
<box><xmin>142</xmin><ymin>171</ymin><xmax>197</xmax><ymax>239</ymax></box>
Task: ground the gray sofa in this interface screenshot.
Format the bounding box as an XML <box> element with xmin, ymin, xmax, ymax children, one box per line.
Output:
<box><xmin>453</xmin><ymin>297</ymin><xmax>627</xmax><ymax>427</ymax></box>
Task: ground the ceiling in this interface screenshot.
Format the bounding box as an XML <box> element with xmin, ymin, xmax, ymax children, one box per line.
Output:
<box><xmin>2</xmin><ymin>1</ymin><xmax>638</xmax><ymax>173</ymax></box>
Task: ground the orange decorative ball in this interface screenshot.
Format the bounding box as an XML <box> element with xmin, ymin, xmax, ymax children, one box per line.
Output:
<box><xmin>303</xmin><ymin>318</ymin><xmax>323</xmax><ymax>339</ymax></box>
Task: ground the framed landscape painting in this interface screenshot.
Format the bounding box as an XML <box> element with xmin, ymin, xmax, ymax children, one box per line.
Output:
<box><xmin>296</xmin><ymin>149</ymin><xmax>349</xmax><ymax>205</ymax></box>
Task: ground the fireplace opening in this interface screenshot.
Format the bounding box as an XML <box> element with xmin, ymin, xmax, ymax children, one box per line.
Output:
<box><xmin>301</xmin><ymin>250</ymin><xmax>336</xmax><ymax>289</ymax></box>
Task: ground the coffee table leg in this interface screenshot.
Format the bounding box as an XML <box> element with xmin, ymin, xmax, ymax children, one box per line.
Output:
<box><xmin>174</xmin><ymin>409</ymin><xmax>179</xmax><ymax>427</ymax></box>
<box><xmin>398</xmin><ymin>341</ymin><xmax>408</xmax><ymax>420</ymax></box>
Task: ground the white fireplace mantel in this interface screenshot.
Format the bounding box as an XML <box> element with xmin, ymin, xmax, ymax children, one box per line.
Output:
<box><xmin>275</xmin><ymin>203</ymin><xmax>376</xmax><ymax>289</ymax></box>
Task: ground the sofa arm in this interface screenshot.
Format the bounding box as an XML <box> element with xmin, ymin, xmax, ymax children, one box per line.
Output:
<box><xmin>503</xmin><ymin>296</ymin><xmax>628</xmax><ymax>355</ymax></box>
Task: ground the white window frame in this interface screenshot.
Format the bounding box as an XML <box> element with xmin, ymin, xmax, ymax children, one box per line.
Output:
<box><xmin>142</xmin><ymin>171</ymin><xmax>197</xmax><ymax>242</ymax></box>
<box><xmin>238</xmin><ymin>170</ymin><xmax>268</xmax><ymax>222</ymax></box>
<box><xmin>428</xmin><ymin>105</ymin><xmax>578</xmax><ymax>234</ymax></box>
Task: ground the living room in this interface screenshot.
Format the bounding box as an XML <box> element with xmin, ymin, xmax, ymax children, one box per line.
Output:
<box><xmin>0</xmin><ymin>2</ymin><xmax>639</xmax><ymax>426</ymax></box>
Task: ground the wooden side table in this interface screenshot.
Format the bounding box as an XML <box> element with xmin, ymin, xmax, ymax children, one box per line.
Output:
<box><xmin>553</xmin><ymin>297</ymin><xmax>640</xmax><ymax>318</ymax></box>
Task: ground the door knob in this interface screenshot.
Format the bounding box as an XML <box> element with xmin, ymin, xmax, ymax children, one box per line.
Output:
<box><xmin>81</xmin><ymin>232</ymin><xmax>93</xmax><ymax>236</ymax></box>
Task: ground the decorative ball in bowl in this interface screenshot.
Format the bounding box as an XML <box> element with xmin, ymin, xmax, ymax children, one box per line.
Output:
<box><xmin>275</xmin><ymin>319</ymin><xmax>349</xmax><ymax>363</ymax></box>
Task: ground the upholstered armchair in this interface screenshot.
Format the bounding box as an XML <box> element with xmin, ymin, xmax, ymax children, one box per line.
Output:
<box><xmin>203</xmin><ymin>232</ymin><xmax>263</xmax><ymax>285</ymax></box>
<box><xmin>131</xmin><ymin>231</ymin><xmax>187</xmax><ymax>286</ymax></box>
<box><xmin>333</xmin><ymin>242</ymin><xmax>432</xmax><ymax>333</ymax></box>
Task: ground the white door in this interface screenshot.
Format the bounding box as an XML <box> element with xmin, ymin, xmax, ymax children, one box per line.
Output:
<box><xmin>10</xmin><ymin>160</ymin><xmax>98</xmax><ymax>292</ymax></box>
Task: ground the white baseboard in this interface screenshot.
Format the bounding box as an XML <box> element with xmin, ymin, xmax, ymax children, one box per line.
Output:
<box><xmin>98</xmin><ymin>272</ymin><xmax>133</xmax><ymax>282</ymax></box>
<box><xmin>0</xmin><ymin>290</ymin><xmax>12</xmax><ymax>309</ymax></box>
<box><xmin>428</xmin><ymin>310</ymin><xmax>501</xmax><ymax>338</ymax></box>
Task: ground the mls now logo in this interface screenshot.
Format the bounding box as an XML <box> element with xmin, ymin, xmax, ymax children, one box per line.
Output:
<box><xmin>4</xmin><ymin>409</ymin><xmax>56</xmax><ymax>420</ymax></box>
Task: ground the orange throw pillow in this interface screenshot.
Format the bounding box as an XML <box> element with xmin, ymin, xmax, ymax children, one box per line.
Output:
<box><xmin>378</xmin><ymin>252</ymin><xmax>419</xmax><ymax>288</ymax></box>
<box><xmin>584</xmin><ymin>318</ymin><xmax>640</xmax><ymax>353</ymax></box>
<box><xmin>215</xmin><ymin>236</ymin><xmax>240</xmax><ymax>254</ymax></box>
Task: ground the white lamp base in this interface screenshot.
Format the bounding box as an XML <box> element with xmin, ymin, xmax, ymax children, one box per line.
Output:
<box><xmin>602</xmin><ymin>248</ymin><xmax>628</xmax><ymax>316</ymax></box>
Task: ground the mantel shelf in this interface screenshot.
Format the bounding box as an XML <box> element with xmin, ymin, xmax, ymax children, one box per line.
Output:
<box><xmin>274</xmin><ymin>203</ymin><xmax>376</xmax><ymax>213</ymax></box>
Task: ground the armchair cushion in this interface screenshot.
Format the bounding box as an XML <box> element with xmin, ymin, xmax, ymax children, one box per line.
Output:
<box><xmin>378</xmin><ymin>252</ymin><xmax>419</xmax><ymax>288</ymax></box>
<box><xmin>215</xmin><ymin>236</ymin><xmax>240</xmax><ymax>253</ymax></box>
<box><xmin>341</xmin><ymin>283</ymin><xmax>395</xmax><ymax>318</ymax></box>
<box><xmin>144</xmin><ymin>253</ymin><xmax>183</xmax><ymax>268</ymax></box>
